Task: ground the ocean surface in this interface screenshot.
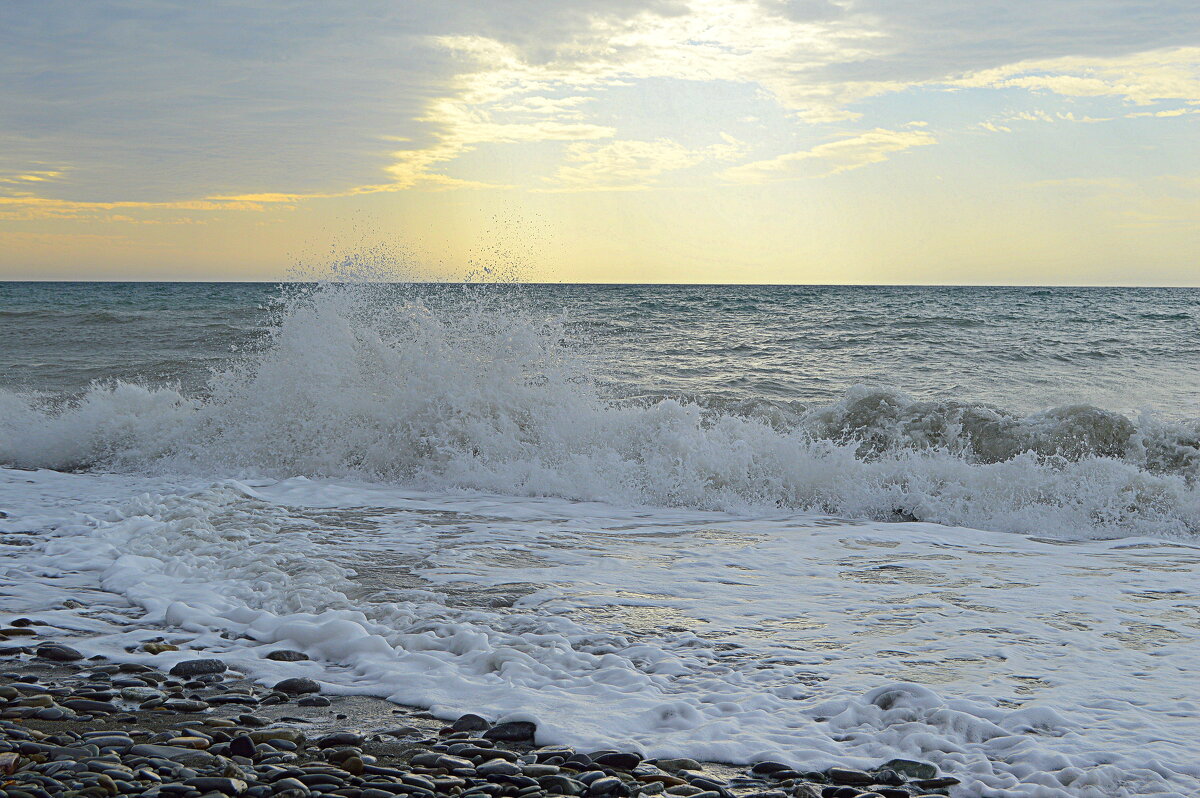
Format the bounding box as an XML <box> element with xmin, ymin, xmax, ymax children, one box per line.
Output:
<box><xmin>2</xmin><ymin>280</ymin><xmax>1200</xmax><ymax>797</ymax></box>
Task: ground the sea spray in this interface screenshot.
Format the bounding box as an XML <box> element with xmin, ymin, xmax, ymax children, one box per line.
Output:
<box><xmin>1</xmin><ymin>279</ymin><xmax>1197</xmax><ymax>538</ymax></box>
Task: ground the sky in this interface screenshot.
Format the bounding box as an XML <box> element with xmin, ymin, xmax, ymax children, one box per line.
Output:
<box><xmin>1</xmin><ymin>0</ymin><xmax>1198</xmax><ymax>284</ymax></box>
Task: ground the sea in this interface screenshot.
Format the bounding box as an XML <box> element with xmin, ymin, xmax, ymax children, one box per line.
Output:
<box><xmin>2</xmin><ymin>279</ymin><xmax>1199</xmax><ymax>797</ymax></box>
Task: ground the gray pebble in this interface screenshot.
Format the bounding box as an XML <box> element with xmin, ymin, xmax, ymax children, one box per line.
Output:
<box><xmin>168</xmin><ymin>660</ymin><xmax>227</xmax><ymax>678</ymax></box>
<box><xmin>273</xmin><ymin>679</ymin><xmax>320</xmax><ymax>696</ymax></box>
<box><xmin>36</xmin><ymin>644</ymin><xmax>85</xmax><ymax>662</ymax></box>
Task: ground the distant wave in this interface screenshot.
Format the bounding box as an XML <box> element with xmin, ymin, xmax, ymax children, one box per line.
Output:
<box><xmin>2</xmin><ymin>281</ymin><xmax>1197</xmax><ymax>539</ymax></box>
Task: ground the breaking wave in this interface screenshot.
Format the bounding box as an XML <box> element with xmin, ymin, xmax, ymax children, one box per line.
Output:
<box><xmin>2</xmin><ymin>280</ymin><xmax>1198</xmax><ymax>538</ymax></box>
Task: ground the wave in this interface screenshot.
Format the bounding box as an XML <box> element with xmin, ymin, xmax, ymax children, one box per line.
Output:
<box><xmin>2</xmin><ymin>281</ymin><xmax>1198</xmax><ymax>539</ymax></box>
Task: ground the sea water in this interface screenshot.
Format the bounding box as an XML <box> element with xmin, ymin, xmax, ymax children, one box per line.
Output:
<box><xmin>1</xmin><ymin>280</ymin><xmax>1199</xmax><ymax>797</ymax></box>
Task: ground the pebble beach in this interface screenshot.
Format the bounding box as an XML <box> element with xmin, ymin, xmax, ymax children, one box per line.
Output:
<box><xmin>0</xmin><ymin>632</ymin><xmax>960</xmax><ymax>798</ymax></box>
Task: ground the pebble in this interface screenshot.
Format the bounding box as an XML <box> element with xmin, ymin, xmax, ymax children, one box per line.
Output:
<box><xmin>481</xmin><ymin>721</ymin><xmax>537</xmax><ymax>744</ymax></box>
<box><xmin>587</xmin><ymin>776</ymin><xmax>627</xmax><ymax>797</ymax></box>
<box><xmin>272</xmin><ymin>679</ymin><xmax>320</xmax><ymax>696</ymax></box>
<box><xmin>881</xmin><ymin>759</ymin><xmax>937</xmax><ymax>780</ymax></box>
<box><xmin>654</xmin><ymin>759</ymin><xmax>702</xmax><ymax>773</ymax></box>
<box><xmin>0</xmin><ymin>658</ymin><xmax>975</xmax><ymax>798</ymax></box>
<box><xmin>451</xmin><ymin>713</ymin><xmax>491</xmax><ymax>732</ymax></box>
<box><xmin>35</xmin><ymin>644</ymin><xmax>85</xmax><ymax>662</ymax></box>
<box><xmin>168</xmin><ymin>660</ymin><xmax>227</xmax><ymax>678</ymax></box>
<box><xmin>828</xmin><ymin>768</ymin><xmax>873</xmax><ymax>785</ymax></box>
<box><xmin>593</xmin><ymin>752</ymin><xmax>642</xmax><ymax>770</ymax></box>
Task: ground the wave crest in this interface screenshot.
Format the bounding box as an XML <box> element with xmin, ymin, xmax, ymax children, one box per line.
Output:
<box><xmin>2</xmin><ymin>281</ymin><xmax>1197</xmax><ymax>539</ymax></box>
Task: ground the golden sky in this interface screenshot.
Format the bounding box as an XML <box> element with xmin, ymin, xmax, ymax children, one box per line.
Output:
<box><xmin>1</xmin><ymin>1</ymin><xmax>1198</xmax><ymax>284</ymax></box>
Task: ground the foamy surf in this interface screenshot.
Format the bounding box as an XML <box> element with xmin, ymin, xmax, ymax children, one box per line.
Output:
<box><xmin>1</xmin><ymin>281</ymin><xmax>1196</xmax><ymax>540</ymax></box>
<box><xmin>2</xmin><ymin>469</ymin><xmax>1199</xmax><ymax>797</ymax></box>
<box><xmin>3</xmin><ymin>280</ymin><xmax>1200</xmax><ymax>797</ymax></box>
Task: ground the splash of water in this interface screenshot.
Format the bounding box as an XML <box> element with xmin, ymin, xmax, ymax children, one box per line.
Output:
<box><xmin>2</xmin><ymin>279</ymin><xmax>1198</xmax><ymax>538</ymax></box>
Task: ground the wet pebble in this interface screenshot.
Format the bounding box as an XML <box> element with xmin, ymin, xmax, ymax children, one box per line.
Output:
<box><xmin>35</xmin><ymin>644</ymin><xmax>85</xmax><ymax>663</ymax></box>
<box><xmin>272</xmin><ymin>679</ymin><xmax>320</xmax><ymax>696</ymax></box>
<box><xmin>168</xmin><ymin>661</ymin><xmax>227</xmax><ymax>678</ymax></box>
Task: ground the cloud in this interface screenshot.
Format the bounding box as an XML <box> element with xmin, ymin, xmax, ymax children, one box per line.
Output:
<box><xmin>976</xmin><ymin>109</ymin><xmax>1118</xmax><ymax>132</ymax></box>
<box><xmin>0</xmin><ymin>195</ymin><xmax>269</xmax><ymax>222</ymax></box>
<box><xmin>952</xmin><ymin>47</ymin><xmax>1200</xmax><ymax>106</ymax></box>
<box><xmin>1126</xmin><ymin>106</ymin><xmax>1200</xmax><ymax>117</ymax></box>
<box><xmin>810</xmin><ymin>0</ymin><xmax>1200</xmax><ymax>83</ymax></box>
<box><xmin>544</xmin><ymin>134</ymin><xmax>746</xmax><ymax>190</ymax></box>
<box><xmin>1</xmin><ymin>0</ymin><xmax>1198</xmax><ymax>218</ymax></box>
<box><xmin>722</xmin><ymin>127</ymin><xmax>935</xmax><ymax>182</ymax></box>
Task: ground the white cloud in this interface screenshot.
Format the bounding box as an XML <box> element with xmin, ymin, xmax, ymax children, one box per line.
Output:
<box><xmin>952</xmin><ymin>47</ymin><xmax>1200</xmax><ymax>106</ymax></box>
<box><xmin>722</xmin><ymin>127</ymin><xmax>935</xmax><ymax>182</ymax></box>
<box><xmin>1</xmin><ymin>0</ymin><xmax>1198</xmax><ymax>211</ymax></box>
<box><xmin>546</xmin><ymin>134</ymin><xmax>747</xmax><ymax>190</ymax></box>
<box><xmin>1126</xmin><ymin>106</ymin><xmax>1200</xmax><ymax>117</ymax></box>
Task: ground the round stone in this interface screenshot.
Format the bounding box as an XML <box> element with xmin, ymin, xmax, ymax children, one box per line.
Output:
<box><xmin>36</xmin><ymin>643</ymin><xmax>85</xmax><ymax>662</ymax></box>
<box><xmin>168</xmin><ymin>659</ymin><xmax>227</xmax><ymax>677</ymax></box>
<box><xmin>273</xmin><ymin>677</ymin><xmax>320</xmax><ymax>695</ymax></box>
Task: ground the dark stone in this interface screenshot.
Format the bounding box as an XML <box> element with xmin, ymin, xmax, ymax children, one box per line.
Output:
<box><xmin>318</xmin><ymin>732</ymin><xmax>365</xmax><ymax>749</ymax></box>
<box><xmin>273</xmin><ymin>678</ymin><xmax>320</xmax><ymax>695</ymax></box>
<box><xmin>881</xmin><ymin>761</ymin><xmax>936</xmax><ymax>782</ymax></box>
<box><xmin>482</xmin><ymin>721</ymin><xmax>537</xmax><ymax>743</ymax></box>
<box><xmin>586</xmin><ymin>777</ymin><xmax>626</xmax><ymax>797</ymax></box>
<box><xmin>238</xmin><ymin>714</ymin><xmax>271</xmax><ymax>727</ymax></box>
<box><xmin>477</xmin><ymin>760</ymin><xmax>521</xmax><ymax>777</ymax></box>
<box><xmin>912</xmin><ymin>778</ymin><xmax>959</xmax><ymax>789</ymax></box>
<box><xmin>184</xmin><ymin>779</ymin><xmax>249</xmax><ymax>795</ymax></box>
<box><xmin>820</xmin><ymin>789</ymin><xmax>860</xmax><ymax>798</ymax></box>
<box><xmin>451</xmin><ymin>713</ymin><xmax>491</xmax><ymax>732</ymax></box>
<box><xmin>537</xmin><ymin>776</ymin><xmax>585</xmax><ymax>795</ymax></box>
<box><xmin>433</xmin><ymin>754</ymin><xmax>475</xmax><ymax>771</ymax></box>
<box><xmin>591</xmin><ymin>752</ymin><xmax>642</xmax><ymax>770</ymax></box>
<box><xmin>61</xmin><ymin>699</ymin><xmax>118</xmax><ymax>714</ymax></box>
<box><xmin>297</xmin><ymin>696</ymin><xmax>330</xmax><ymax>707</ymax></box>
<box><xmin>169</xmin><ymin>659</ymin><xmax>227</xmax><ymax>677</ymax></box>
<box><xmin>687</xmin><ymin>777</ymin><xmax>729</xmax><ymax>793</ymax></box>
<box><xmin>208</xmin><ymin>694</ymin><xmax>260</xmax><ymax>706</ymax></box>
<box><xmin>749</xmin><ymin>762</ymin><xmax>791</xmax><ymax>777</ymax></box>
<box><xmin>828</xmin><ymin>769</ymin><xmax>873</xmax><ymax>786</ymax></box>
<box><xmin>871</xmin><ymin>770</ymin><xmax>903</xmax><ymax>788</ymax></box>
<box><xmin>265</xmin><ymin>650</ymin><xmax>310</xmax><ymax>662</ymax></box>
<box><xmin>271</xmin><ymin>777</ymin><xmax>311</xmax><ymax>794</ymax></box>
<box><xmin>229</xmin><ymin>735</ymin><xmax>256</xmax><ymax>758</ymax></box>
<box><xmin>164</xmin><ymin>699</ymin><xmax>210</xmax><ymax>712</ymax></box>
<box><xmin>35</xmin><ymin>643</ymin><xmax>84</xmax><ymax>662</ymax></box>
<box><xmin>0</xmin><ymin>628</ymin><xmax>36</xmax><ymax>637</ymax></box>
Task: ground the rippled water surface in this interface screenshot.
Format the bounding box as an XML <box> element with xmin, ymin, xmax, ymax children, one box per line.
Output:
<box><xmin>4</xmin><ymin>282</ymin><xmax>1198</xmax><ymax>415</ymax></box>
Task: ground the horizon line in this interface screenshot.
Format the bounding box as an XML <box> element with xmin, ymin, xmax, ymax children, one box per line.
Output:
<box><xmin>2</xmin><ymin>279</ymin><xmax>1199</xmax><ymax>289</ymax></box>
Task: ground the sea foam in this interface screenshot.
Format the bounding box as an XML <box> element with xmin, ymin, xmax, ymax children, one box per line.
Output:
<box><xmin>1</xmin><ymin>281</ymin><xmax>1196</xmax><ymax>540</ymax></box>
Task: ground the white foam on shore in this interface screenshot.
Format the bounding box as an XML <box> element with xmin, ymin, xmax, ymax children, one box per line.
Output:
<box><xmin>3</xmin><ymin>468</ymin><xmax>1199</xmax><ymax>797</ymax></box>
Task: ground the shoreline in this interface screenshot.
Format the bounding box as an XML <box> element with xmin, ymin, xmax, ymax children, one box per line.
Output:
<box><xmin>0</xmin><ymin>632</ymin><xmax>959</xmax><ymax>798</ymax></box>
